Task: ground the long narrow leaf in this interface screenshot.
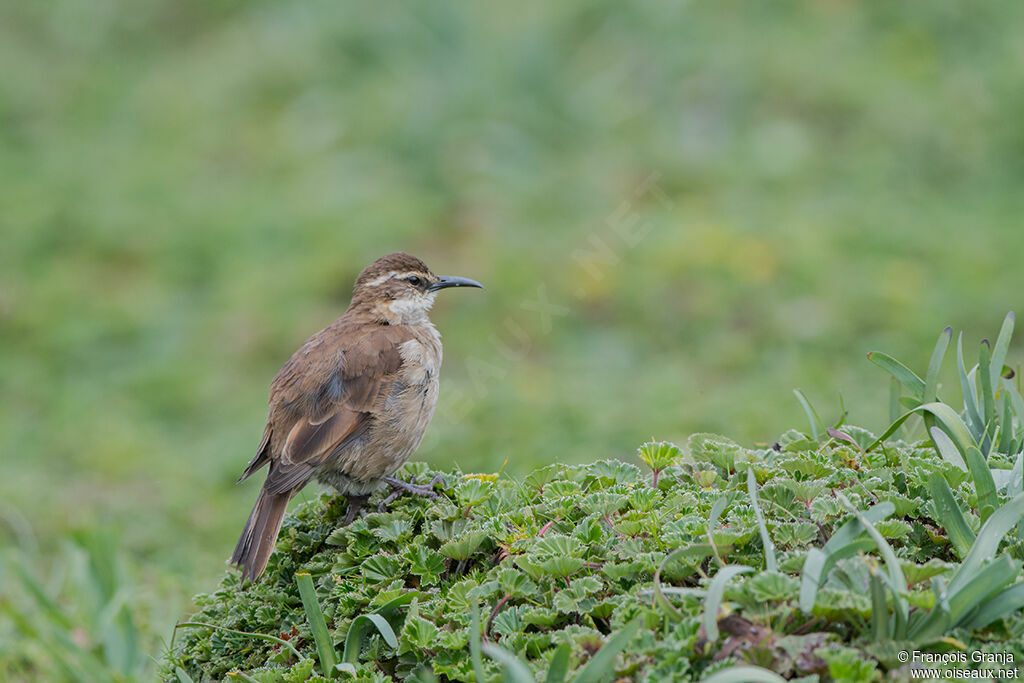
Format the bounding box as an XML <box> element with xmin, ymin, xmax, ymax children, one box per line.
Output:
<box><xmin>707</xmin><ymin>494</ymin><xmax>731</xmax><ymax>568</ymax></box>
<box><xmin>965</xmin><ymin>580</ymin><xmax>1024</xmax><ymax>630</ymax></box>
<box><xmin>908</xmin><ymin>577</ymin><xmax>951</xmax><ymax>643</ymax></box>
<box><xmin>867</xmin><ymin>403</ymin><xmax>974</xmax><ymax>453</ymax></box>
<box><xmin>174</xmin><ymin>622</ymin><xmax>304</xmax><ymax>662</ymax></box>
<box><xmin>927</xmin><ymin>473</ymin><xmax>975</xmax><ymax>558</ymax></box>
<box><xmin>923</xmin><ymin>403</ymin><xmax>977</xmax><ymax>455</ymax></box>
<box><xmin>482</xmin><ymin>643</ymin><xmax>534</xmax><ymax>683</ymax></box>
<box><xmin>990</xmin><ymin>312</ymin><xmax>1015</xmax><ymax>390</ymax></box>
<box><xmin>964</xmin><ymin>446</ymin><xmax>997</xmax><ymax>522</ymax></box>
<box><xmin>1009</xmin><ymin>451</ymin><xmax>1024</xmax><ymax>499</ymax></box>
<box><xmin>545</xmin><ymin>643</ymin><xmax>571</xmax><ymax>683</ymax></box>
<box><xmin>9</xmin><ymin>558</ymin><xmax>74</xmax><ymax>630</ymax></box>
<box><xmin>868</xmin><ymin>571</ymin><xmax>889</xmax><ymax>641</ymax></box>
<box><xmin>925</xmin><ymin>326</ymin><xmax>952</xmax><ymax>402</ymax></box>
<box><xmin>929</xmin><ymin>427</ymin><xmax>966</xmax><ymax>472</ymax></box>
<box><xmin>979</xmin><ymin>340</ymin><xmax>996</xmax><ymax>455</ymax></box>
<box><xmin>946</xmin><ymin>556</ymin><xmax>1018</xmax><ymax>624</ymax></box>
<box><xmin>824</xmin><ymin>502</ymin><xmax>896</xmax><ymax>553</ymax></box>
<box><xmin>703</xmin><ymin>566</ymin><xmax>753</xmax><ymax>642</ymax></box>
<box><xmin>342</xmin><ymin>613</ymin><xmax>398</xmax><ymax>665</ymax></box>
<box><xmin>958</xmin><ymin>334</ymin><xmax>984</xmax><ymax>438</ymax></box>
<box><xmin>800</xmin><ymin>503</ymin><xmax>896</xmax><ymax>613</ymax></box>
<box><xmin>793</xmin><ymin>389</ymin><xmax>824</xmax><ymax>441</ymax></box>
<box><xmin>701</xmin><ymin>665</ymin><xmax>787</xmax><ymax>683</ymax></box>
<box><xmin>652</xmin><ymin>547</ymin><xmax>686</xmax><ymax>622</ymax></box>
<box><xmin>948</xmin><ymin>493</ymin><xmax>1024</xmax><ymax>594</ymax></box>
<box><xmin>572</xmin><ymin>620</ymin><xmax>640</xmax><ymax>683</ymax></box>
<box><xmin>867</xmin><ymin>352</ymin><xmax>925</xmax><ymax>399</ymax></box>
<box><xmin>799</xmin><ymin>548</ymin><xmax>828</xmax><ymax>614</ymax></box>
<box><xmin>747</xmin><ymin>468</ymin><xmax>776</xmax><ymax>572</ymax></box>
<box><xmin>469</xmin><ymin>600</ymin><xmax>486</xmax><ymax>683</ymax></box>
<box><xmin>999</xmin><ymin>393</ymin><xmax>1015</xmax><ymax>455</ymax></box>
<box><xmin>296</xmin><ymin>573</ymin><xmax>337</xmax><ymax>677</ymax></box>
<box><xmin>889</xmin><ymin>377</ymin><xmax>902</xmax><ymax>429</ymax></box>
<box><xmin>837</xmin><ymin>495</ymin><xmax>907</xmax><ymax>624</ymax></box>
<box><xmin>1005</xmin><ymin>379</ymin><xmax>1024</xmax><ymax>432</ymax></box>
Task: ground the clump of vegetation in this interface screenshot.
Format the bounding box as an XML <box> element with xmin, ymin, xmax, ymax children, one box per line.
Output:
<box><xmin>164</xmin><ymin>317</ymin><xmax>1024</xmax><ymax>682</ymax></box>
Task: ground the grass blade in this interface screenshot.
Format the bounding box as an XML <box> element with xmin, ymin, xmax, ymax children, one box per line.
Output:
<box><xmin>701</xmin><ymin>665</ymin><xmax>787</xmax><ymax>683</ymax></box>
<box><xmin>174</xmin><ymin>667</ymin><xmax>197</xmax><ymax>683</ymax></box>
<box><xmin>469</xmin><ymin>599</ymin><xmax>486</xmax><ymax>683</ymax></box>
<box><xmin>174</xmin><ymin>622</ymin><xmax>304</xmax><ymax>662</ymax></box>
<box><xmin>824</xmin><ymin>502</ymin><xmax>896</xmax><ymax>553</ymax></box>
<box><xmin>964</xmin><ymin>446</ymin><xmax>997</xmax><ymax>522</ymax></box>
<box><xmin>946</xmin><ymin>555</ymin><xmax>1017</xmax><ymax>624</ymax></box>
<box><xmin>707</xmin><ymin>494</ymin><xmax>731</xmax><ymax>568</ymax></box>
<box><xmin>837</xmin><ymin>494</ymin><xmax>907</xmax><ymax>625</ymax></box>
<box><xmin>868</xmin><ymin>571</ymin><xmax>889</xmax><ymax>641</ymax></box>
<box><xmin>999</xmin><ymin>393</ymin><xmax>1014</xmax><ymax>455</ymax></box>
<box><xmin>746</xmin><ymin>468</ymin><xmax>776</xmax><ymax>572</ymax></box>
<box><xmin>867</xmin><ymin>351</ymin><xmax>925</xmax><ymax>399</ymax></box>
<box><xmin>929</xmin><ymin>427</ymin><xmax>967</xmax><ymax>472</ymax></box>
<box><xmin>922</xmin><ymin>403</ymin><xmax>977</xmax><ymax>455</ymax></box>
<box><xmin>482</xmin><ymin>643</ymin><xmax>534</xmax><ymax>683</ymax></box>
<box><xmin>799</xmin><ymin>548</ymin><xmax>827</xmax><ymax>614</ymax></box>
<box><xmin>948</xmin><ymin>493</ymin><xmax>1024</xmax><ymax>594</ymax></box>
<box><xmin>989</xmin><ymin>312</ymin><xmax>1015</xmax><ymax>390</ymax></box>
<box><xmin>868</xmin><ymin>402</ymin><xmax>975</xmax><ymax>454</ymax></box>
<box><xmin>572</xmin><ymin>619</ymin><xmax>640</xmax><ymax>683</ymax></box>
<box><xmin>652</xmin><ymin>547</ymin><xmax>686</xmax><ymax>622</ymax></box>
<box><xmin>793</xmin><ymin>389</ymin><xmax>825</xmax><ymax>441</ymax></box>
<box><xmin>978</xmin><ymin>339</ymin><xmax>996</xmax><ymax>456</ymax></box>
<box><xmin>925</xmin><ymin>326</ymin><xmax>952</xmax><ymax>402</ymax></box>
<box><xmin>703</xmin><ymin>566</ymin><xmax>753</xmax><ymax>642</ymax></box>
<box><xmin>908</xmin><ymin>577</ymin><xmax>951</xmax><ymax>644</ymax></box>
<box><xmin>927</xmin><ymin>473</ymin><xmax>975</xmax><ymax>558</ymax></box>
<box><xmin>545</xmin><ymin>643</ymin><xmax>571</xmax><ymax>683</ymax></box>
<box><xmin>965</xmin><ymin>579</ymin><xmax>1024</xmax><ymax>629</ymax></box>
<box><xmin>1009</xmin><ymin>451</ymin><xmax>1024</xmax><ymax>499</ymax></box>
<box><xmin>889</xmin><ymin>377</ymin><xmax>901</xmax><ymax>428</ymax></box>
<box><xmin>296</xmin><ymin>572</ymin><xmax>337</xmax><ymax>677</ymax></box>
<box><xmin>343</xmin><ymin>613</ymin><xmax>398</xmax><ymax>664</ymax></box>
<box><xmin>1005</xmin><ymin>379</ymin><xmax>1024</xmax><ymax>431</ymax></box>
<box><xmin>799</xmin><ymin>535</ymin><xmax>879</xmax><ymax>616</ymax></box>
<box><xmin>958</xmin><ymin>334</ymin><xmax>984</xmax><ymax>437</ymax></box>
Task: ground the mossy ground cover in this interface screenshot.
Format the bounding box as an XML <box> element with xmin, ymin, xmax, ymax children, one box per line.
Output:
<box><xmin>164</xmin><ymin>428</ymin><xmax>1024</xmax><ymax>682</ymax></box>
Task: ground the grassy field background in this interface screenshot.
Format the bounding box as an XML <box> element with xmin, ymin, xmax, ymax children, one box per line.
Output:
<box><xmin>3</xmin><ymin>1</ymin><xmax>1024</xmax><ymax>678</ymax></box>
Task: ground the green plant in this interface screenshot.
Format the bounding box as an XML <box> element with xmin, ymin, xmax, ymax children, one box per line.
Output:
<box><xmin>0</xmin><ymin>530</ymin><xmax>152</xmax><ymax>682</ymax></box>
<box><xmin>868</xmin><ymin>314</ymin><xmax>1024</xmax><ymax>524</ymax></box>
<box><xmin>637</xmin><ymin>441</ymin><xmax>681</xmax><ymax>489</ymax></box>
<box><xmin>165</xmin><ymin>428</ymin><xmax>1024</xmax><ymax>680</ymax></box>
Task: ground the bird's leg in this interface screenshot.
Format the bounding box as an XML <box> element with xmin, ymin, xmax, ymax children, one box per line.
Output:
<box><xmin>342</xmin><ymin>494</ymin><xmax>369</xmax><ymax>526</ymax></box>
<box><xmin>377</xmin><ymin>474</ymin><xmax>447</xmax><ymax>512</ymax></box>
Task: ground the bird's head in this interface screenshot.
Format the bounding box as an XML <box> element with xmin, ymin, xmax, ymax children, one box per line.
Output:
<box><xmin>350</xmin><ymin>252</ymin><xmax>484</xmax><ymax>324</ymax></box>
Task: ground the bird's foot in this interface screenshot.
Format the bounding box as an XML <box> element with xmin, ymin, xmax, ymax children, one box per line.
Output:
<box><xmin>342</xmin><ymin>494</ymin><xmax>370</xmax><ymax>526</ymax></box>
<box><xmin>378</xmin><ymin>474</ymin><xmax>446</xmax><ymax>512</ymax></box>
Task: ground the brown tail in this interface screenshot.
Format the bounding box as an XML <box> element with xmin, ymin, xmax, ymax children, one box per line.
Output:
<box><xmin>231</xmin><ymin>488</ymin><xmax>290</xmax><ymax>583</ymax></box>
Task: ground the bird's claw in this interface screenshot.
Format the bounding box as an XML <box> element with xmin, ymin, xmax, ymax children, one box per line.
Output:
<box><xmin>342</xmin><ymin>494</ymin><xmax>369</xmax><ymax>526</ymax></box>
<box><xmin>377</xmin><ymin>474</ymin><xmax>447</xmax><ymax>512</ymax></box>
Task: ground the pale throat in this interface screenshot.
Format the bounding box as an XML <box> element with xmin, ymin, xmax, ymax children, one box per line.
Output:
<box><xmin>376</xmin><ymin>293</ymin><xmax>437</xmax><ymax>325</ymax></box>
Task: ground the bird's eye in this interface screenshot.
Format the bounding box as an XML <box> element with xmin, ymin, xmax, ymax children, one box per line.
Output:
<box><xmin>407</xmin><ymin>275</ymin><xmax>422</xmax><ymax>286</ymax></box>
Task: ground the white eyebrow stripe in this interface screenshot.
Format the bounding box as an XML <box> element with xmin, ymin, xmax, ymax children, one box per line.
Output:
<box><xmin>362</xmin><ymin>271</ymin><xmax>398</xmax><ymax>287</ymax></box>
<box><xmin>361</xmin><ymin>271</ymin><xmax>422</xmax><ymax>287</ymax></box>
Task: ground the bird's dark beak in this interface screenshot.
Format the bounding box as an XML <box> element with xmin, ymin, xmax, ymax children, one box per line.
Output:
<box><xmin>429</xmin><ymin>276</ymin><xmax>485</xmax><ymax>292</ymax></box>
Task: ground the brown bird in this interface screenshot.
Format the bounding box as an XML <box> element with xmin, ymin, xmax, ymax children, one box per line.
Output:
<box><xmin>231</xmin><ymin>252</ymin><xmax>483</xmax><ymax>582</ymax></box>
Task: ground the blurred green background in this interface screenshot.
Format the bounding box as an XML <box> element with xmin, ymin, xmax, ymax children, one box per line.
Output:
<box><xmin>3</xmin><ymin>0</ymin><xmax>1024</xmax><ymax>678</ymax></box>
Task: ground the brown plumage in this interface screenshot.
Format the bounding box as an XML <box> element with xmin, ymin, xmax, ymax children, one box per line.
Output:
<box><xmin>231</xmin><ymin>253</ymin><xmax>483</xmax><ymax>582</ymax></box>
